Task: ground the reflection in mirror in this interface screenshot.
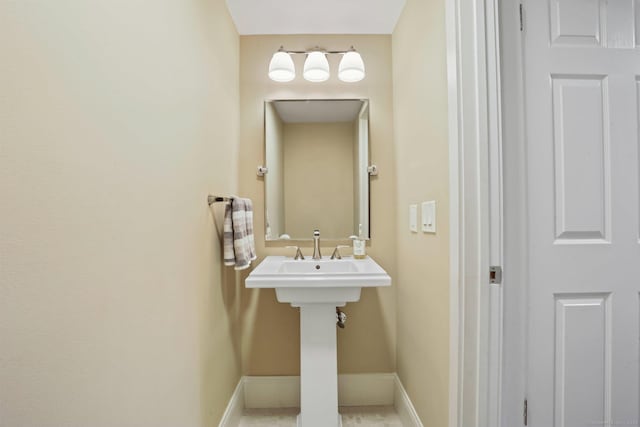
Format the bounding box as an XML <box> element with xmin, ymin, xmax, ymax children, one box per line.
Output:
<box><xmin>264</xmin><ymin>99</ymin><xmax>370</xmax><ymax>241</ymax></box>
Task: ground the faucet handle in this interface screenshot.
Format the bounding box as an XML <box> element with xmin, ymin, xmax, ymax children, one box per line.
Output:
<box><xmin>330</xmin><ymin>245</ymin><xmax>350</xmax><ymax>260</ymax></box>
<box><xmin>285</xmin><ymin>246</ymin><xmax>305</xmax><ymax>260</ymax></box>
<box><xmin>313</xmin><ymin>229</ymin><xmax>320</xmax><ymax>237</ymax></box>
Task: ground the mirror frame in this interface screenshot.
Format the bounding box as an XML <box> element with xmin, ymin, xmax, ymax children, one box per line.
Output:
<box><xmin>262</xmin><ymin>98</ymin><xmax>371</xmax><ymax>243</ymax></box>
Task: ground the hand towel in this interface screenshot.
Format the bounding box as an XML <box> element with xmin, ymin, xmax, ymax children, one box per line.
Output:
<box><xmin>223</xmin><ymin>197</ymin><xmax>257</xmax><ymax>270</ymax></box>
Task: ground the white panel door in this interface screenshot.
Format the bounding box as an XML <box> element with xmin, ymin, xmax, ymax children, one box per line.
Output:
<box><xmin>523</xmin><ymin>0</ymin><xmax>640</xmax><ymax>426</ymax></box>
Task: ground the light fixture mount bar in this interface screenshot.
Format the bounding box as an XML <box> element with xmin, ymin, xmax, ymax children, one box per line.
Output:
<box><xmin>277</xmin><ymin>46</ymin><xmax>356</xmax><ymax>55</ymax></box>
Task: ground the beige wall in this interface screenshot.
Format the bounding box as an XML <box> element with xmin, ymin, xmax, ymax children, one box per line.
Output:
<box><xmin>0</xmin><ymin>1</ymin><xmax>241</xmax><ymax>426</ymax></box>
<box><xmin>392</xmin><ymin>0</ymin><xmax>450</xmax><ymax>425</ymax></box>
<box><xmin>239</xmin><ymin>35</ymin><xmax>396</xmax><ymax>375</ymax></box>
<box><xmin>283</xmin><ymin>122</ymin><xmax>354</xmax><ymax>238</ymax></box>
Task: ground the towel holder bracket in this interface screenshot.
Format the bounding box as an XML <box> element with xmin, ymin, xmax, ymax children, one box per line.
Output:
<box><xmin>208</xmin><ymin>195</ymin><xmax>231</xmax><ymax>205</ymax></box>
<box><xmin>257</xmin><ymin>166</ymin><xmax>268</xmax><ymax>177</ymax></box>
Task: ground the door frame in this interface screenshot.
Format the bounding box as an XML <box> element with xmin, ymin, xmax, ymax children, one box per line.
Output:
<box><xmin>446</xmin><ymin>0</ymin><xmax>521</xmax><ymax>425</ymax></box>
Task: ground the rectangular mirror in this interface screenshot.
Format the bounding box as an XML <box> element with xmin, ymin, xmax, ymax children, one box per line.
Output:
<box><xmin>264</xmin><ymin>99</ymin><xmax>370</xmax><ymax>241</ymax></box>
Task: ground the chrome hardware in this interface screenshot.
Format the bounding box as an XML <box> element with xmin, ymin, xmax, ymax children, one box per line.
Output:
<box><xmin>336</xmin><ymin>308</ymin><xmax>347</xmax><ymax>329</ymax></box>
<box><xmin>286</xmin><ymin>246</ymin><xmax>305</xmax><ymax>260</ymax></box>
<box><xmin>367</xmin><ymin>165</ymin><xmax>378</xmax><ymax>176</ymax></box>
<box><xmin>330</xmin><ymin>245</ymin><xmax>350</xmax><ymax>260</ymax></box>
<box><xmin>257</xmin><ymin>166</ymin><xmax>268</xmax><ymax>177</ymax></box>
<box><xmin>207</xmin><ymin>195</ymin><xmax>231</xmax><ymax>205</ymax></box>
<box><xmin>312</xmin><ymin>230</ymin><xmax>322</xmax><ymax>260</ymax></box>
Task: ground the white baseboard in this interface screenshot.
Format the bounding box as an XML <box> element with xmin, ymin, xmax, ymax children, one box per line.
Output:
<box><xmin>394</xmin><ymin>374</ymin><xmax>424</xmax><ymax>427</ymax></box>
<box><xmin>244</xmin><ymin>373</ymin><xmax>396</xmax><ymax>408</ymax></box>
<box><xmin>217</xmin><ymin>380</ymin><xmax>244</xmax><ymax>427</ymax></box>
<box><xmin>339</xmin><ymin>373</ymin><xmax>396</xmax><ymax>407</ymax></box>
<box><xmin>218</xmin><ymin>373</ymin><xmax>423</xmax><ymax>426</ymax></box>
<box><xmin>244</xmin><ymin>376</ymin><xmax>300</xmax><ymax>409</ymax></box>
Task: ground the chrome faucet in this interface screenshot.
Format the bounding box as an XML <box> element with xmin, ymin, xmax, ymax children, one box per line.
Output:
<box><xmin>286</xmin><ymin>246</ymin><xmax>305</xmax><ymax>260</ymax></box>
<box><xmin>312</xmin><ymin>229</ymin><xmax>322</xmax><ymax>259</ymax></box>
<box><xmin>331</xmin><ymin>245</ymin><xmax>350</xmax><ymax>260</ymax></box>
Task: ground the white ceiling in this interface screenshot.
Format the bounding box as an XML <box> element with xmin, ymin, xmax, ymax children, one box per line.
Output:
<box><xmin>225</xmin><ymin>0</ymin><xmax>406</xmax><ymax>35</ymax></box>
<box><xmin>273</xmin><ymin>100</ymin><xmax>364</xmax><ymax>123</ymax></box>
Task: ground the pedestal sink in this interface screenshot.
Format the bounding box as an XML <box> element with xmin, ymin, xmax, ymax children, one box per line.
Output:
<box><xmin>245</xmin><ymin>256</ymin><xmax>391</xmax><ymax>427</ymax></box>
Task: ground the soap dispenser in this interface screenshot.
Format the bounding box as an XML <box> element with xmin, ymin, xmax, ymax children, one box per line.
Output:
<box><xmin>352</xmin><ymin>224</ymin><xmax>366</xmax><ymax>260</ymax></box>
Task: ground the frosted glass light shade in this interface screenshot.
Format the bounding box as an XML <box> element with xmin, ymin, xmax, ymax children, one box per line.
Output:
<box><xmin>303</xmin><ymin>51</ymin><xmax>330</xmax><ymax>82</ymax></box>
<box><xmin>338</xmin><ymin>51</ymin><xmax>365</xmax><ymax>82</ymax></box>
<box><xmin>268</xmin><ymin>51</ymin><xmax>295</xmax><ymax>82</ymax></box>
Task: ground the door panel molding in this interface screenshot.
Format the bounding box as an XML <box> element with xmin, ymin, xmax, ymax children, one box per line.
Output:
<box><xmin>554</xmin><ymin>293</ymin><xmax>612</xmax><ymax>427</ymax></box>
<box><xmin>551</xmin><ymin>74</ymin><xmax>612</xmax><ymax>244</ymax></box>
<box><xmin>549</xmin><ymin>0</ymin><xmax>605</xmax><ymax>47</ymax></box>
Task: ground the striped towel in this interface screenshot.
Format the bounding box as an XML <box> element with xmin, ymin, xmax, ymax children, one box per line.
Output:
<box><xmin>223</xmin><ymin>197</ymin><xmax>257</xmax><ymax>270</ymax></box>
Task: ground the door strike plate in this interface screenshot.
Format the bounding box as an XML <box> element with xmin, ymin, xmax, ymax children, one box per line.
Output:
<box><xmin>490</xmin><ymin>266</ymin><xmax>502</xmax><ymax>284</ymax></box>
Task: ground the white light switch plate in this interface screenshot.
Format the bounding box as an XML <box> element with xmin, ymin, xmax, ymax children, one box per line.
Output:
<box><xmin>422</xmin><ymin>201</ymin><xmax>436</xmax><ymax>233</ymax></box>
<box><xmin>409</xmin><ymin>204</ymin><xmax>418</xmax><ymax>233</ymax></box>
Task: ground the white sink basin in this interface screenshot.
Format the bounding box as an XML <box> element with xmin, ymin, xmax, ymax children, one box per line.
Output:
<box><xmin>245</xmin><ymin>255</ymin><xmax>391</xmax><ymax>305</ymax></box>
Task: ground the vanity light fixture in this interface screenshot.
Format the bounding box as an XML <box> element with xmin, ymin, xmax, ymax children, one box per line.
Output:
<box><xmin>268</xmin><ymin>46</ymin><xmax>365</xmax><ymax>83</ymax></box>
<box><xmin>303</xmin><ymin>51</ymin><xmax>330</xmax><ymax>82</ymax></box>
<box><xmin>338</xmin><ymin>48</ymin><xmax>366</xmax><ymax>82</ymax></box>
<box><xmin>268</xmin><ymin>47</ymin><xmax>296</xmax><ymax>82</ymax></box>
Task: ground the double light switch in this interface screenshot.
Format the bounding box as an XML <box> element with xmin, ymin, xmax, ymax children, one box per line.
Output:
<box><xmin>409</xmin><ymin>201</ymin><xmax>437</xmax><ymax>234</ymax></box>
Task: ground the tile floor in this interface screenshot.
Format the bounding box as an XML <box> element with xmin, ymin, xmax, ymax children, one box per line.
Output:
<box><xmin>239</xmin><ymin>406</ymin><xmax>404</xmax><ymax>426</ymax></box>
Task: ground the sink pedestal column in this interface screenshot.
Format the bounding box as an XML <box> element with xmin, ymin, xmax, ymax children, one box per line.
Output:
<box><xmin>295</xmin><ymin>303</ymin><xmax>342</xmax><ymax>427</ymax></box>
